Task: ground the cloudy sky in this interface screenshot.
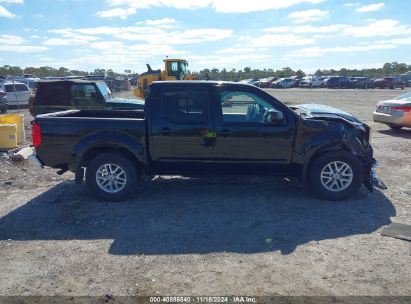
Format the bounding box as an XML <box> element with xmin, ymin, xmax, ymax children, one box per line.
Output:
<box><xmin>0</xmin><ymin>0</ymin><xmax>410</xmax><ymax>73</ymax></box>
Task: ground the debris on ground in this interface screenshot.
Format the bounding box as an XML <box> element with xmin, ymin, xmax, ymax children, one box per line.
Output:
<box><xmin>381</xmin><ymin>222</ymin><xmax>411</xmax><ymax>241</ymax></box>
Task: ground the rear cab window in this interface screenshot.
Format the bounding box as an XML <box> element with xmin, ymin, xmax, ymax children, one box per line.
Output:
<box><xmin>160</xmin><ymin>88</ymin><xmax>208</xmax><ymax>123</ymax></box>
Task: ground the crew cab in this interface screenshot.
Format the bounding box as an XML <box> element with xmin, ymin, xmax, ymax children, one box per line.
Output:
<box><xmin>30</xmin><ymin>79</ymin><xmax>144</xmax><ymax>116</ymax></box>
<box><xmin>30</xmin><ymin>81</ymin><xmax>385</xmax><ymax>201</ymax></box>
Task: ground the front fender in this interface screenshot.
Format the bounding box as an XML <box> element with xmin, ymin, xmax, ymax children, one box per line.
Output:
<box><xmin>294</xmin><ymin>119</ymin><xmax>368</xmax><ymax>185</ymax></box>
<box><xmin>68</xmin><ymin>131</ymin><xmax>145</xmax><ymax>171</ymax></box>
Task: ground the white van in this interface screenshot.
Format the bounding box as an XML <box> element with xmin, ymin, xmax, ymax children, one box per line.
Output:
<box><xmin>0</xmin><ymin>82</ymin><xmax>30</xmax><ymax>106</ymax></box>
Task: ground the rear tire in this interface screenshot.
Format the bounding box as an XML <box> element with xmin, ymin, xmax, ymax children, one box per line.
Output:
<box><xmin>86</xmin><ymin>152</ymin><xmax>138</xmax><ymax>201</ymax></box>
<box><xmin>308</xmin><ymin>151</ymin><xmax>364</xmax><ymax>201</ymax></box>
<box><xmin>389</xmin><ymin>125</ymin><xmax>403</xmax><ymax>130</ymax></box>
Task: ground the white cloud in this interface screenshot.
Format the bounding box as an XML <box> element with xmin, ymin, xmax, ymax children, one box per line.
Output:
<box><xmin>0</xmin><ymin>34</ymin><xmax>25</xmax><ymax>44</ymax></box>
<box><xmin>187</xmin><ymin>53</ymin><xmax>273</xmax><ymax>69</ymax></box>
<box><xmin>0</xmin><ymin>0</ymin><xmax>23</xmax><ymax>3</ymax></box>
<box><xmin>288</xmin><ymin>9</ymin><xmax>329</xmax><ymax>23</ymax></box>
<box><xmin>356</xmin><ymin>2</ymin><xmax>385</xmax><ymax>12</ymax></box>
<box><xmin>96</xmin><ymin>7</ymin><xmax>136</xmax><ymax>19</ymax></box>
<box><xmin>286</xmin><ymin>44</ymin><xmax>396</xmax><ymax>58</ymax></box>
<box><xmin>0</xmin><ymin>5</ymin><xmax>15</xmax><ymax>18</ymax></box>
<box><xmin>49</xmin><ymin>26</ymin><xmax>232</xmax><ymax>45</ymax></box>
<box><xmin>263</xmin><ymin>24</ymin><xmax>350</xmax><ymax>34</ymax></box>
<box><xmin>215</xmin><ymin>47</ymin><xmax>258</xmax><ymax>54</ymax></box>
<box><xmin>136</xmin><ymin>18</ymin><xmax>177</xmax><ymax>29</ymax></box>
<box><xmin>137</xmin><ymin>18</ymin><xmax>176</xmax><ymax>25</ymax></box>
<box><xmin>376</xmin><ymin>38</ymin><xmax>411</xmax><ymax>46</ymax></box>
<box><xmin>43</xmin><ymin>38</ymin><xmax>90</xmax><ymax>46</ymax></box>
<box><xmin>343</xmin><ymin>2</ymin><xmax>359</xmax><ymax>7</ymax></box>
<box><xmin>341</xmin><ymin>19</ymin><xmax>411</xmax><ymax>37</ymax></box>
<box><xmin>247</xmin><ymin>34</ymin><xmax>315</xmax><ymax>47</ymax></box>
<box><xmin>100</xmin><ymin>0</ymin><xmax>327</xmax><ymax>16</ymax></box>
<box><xmin>0</xmin><ymin>45</ymin><xmax>48</xmax><ymax>53</ymax></box>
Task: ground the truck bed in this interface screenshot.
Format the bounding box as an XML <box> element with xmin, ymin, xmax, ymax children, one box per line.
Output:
<box><xmin>34</xmin><ymin>109</ymin><xmax>147</xmax><ymax>171</ymax></box>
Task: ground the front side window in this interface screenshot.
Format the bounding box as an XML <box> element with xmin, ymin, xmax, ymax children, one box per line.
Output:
<box><xmin>161</xmin><ymin>89</ymin><xmax>208</xmax><ymax>123</ymax></box>
<box><xmin>71</xmin><ymin>84</ymin><xmax>99</xmax><ymax>106</ymax></box>
<box><xmin>220</xmin><ymin>91</ymin><xmax>281</xmax><ymax>124</ymax></box>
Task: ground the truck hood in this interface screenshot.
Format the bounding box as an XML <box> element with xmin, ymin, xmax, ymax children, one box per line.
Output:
<box><xmin>293</xmin><ymin>103</ymin><xmax>362</xmax><ymax>123</ymax></box>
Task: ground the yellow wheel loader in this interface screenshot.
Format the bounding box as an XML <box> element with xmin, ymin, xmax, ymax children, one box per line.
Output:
<box><xmin>134</xmin><ymin>59</ymin><xmax>196</xmax><ymax>98</ymax></box>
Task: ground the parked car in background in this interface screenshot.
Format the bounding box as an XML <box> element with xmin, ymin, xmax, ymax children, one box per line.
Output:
<box><xmin>300</xmin><ymin>76</ymin><xmax>323</xmax><ymax>88</ymax></box>
<box><xmin>373</xmin><ymin>91</ymin><xmax>411</xmax><ymax>130</ymax></box>
<box><xmin>374</xmin><ymin>77</ymin><xmax>405</xmax><ymax>89</ymax></box>
<box><xmin>271</xmin><ymin>78</ymin><xmax>294</xmax><ymax>88</ymax></box>
<box><xmin>0</xmin><ymin>88</ymin><xmax>8</xmax><ymax>113</ymax></box>
<box><xmin>0</xmin><ymin>81</ymin><xmax>30</xmax><ymax>107</ymax></box>
<box><xmin>326</xmin><ymin>76</ymin><xmax>352</xmax><ymax>89</ymax></box>
<box><xmin>289</xmin><ymin>76</ymin><xmax>302</xmax><ymax>87</ymax></box>
<box><xmin>21</xmin><ymin>78</ymin><xmax>40</xmax><ymax>95</ymax></box>
<box><xmin>351</xmin><ymin>77</ymin><xmax>374</xmax><ymax>89</ymax></box>
<box><xmin>31</xmin><ymin>80</ymin><xmax>144</xmax><ymax>116</ymax></box>
<box><xmin>318</xmin><ymin>76</ymin><xmax>328</xmax><ymax>87</ymax></box>
<box><xmin>258</xmin><ymin>77</ymin><xmax>276</xmax><ymax>88</ymax></box>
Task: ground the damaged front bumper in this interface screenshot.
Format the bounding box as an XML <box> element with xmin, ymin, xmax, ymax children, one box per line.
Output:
<box><xmin>364</xmin><ymin>160</ymin><xmax>387</xmax><ymax>191</ymax></box>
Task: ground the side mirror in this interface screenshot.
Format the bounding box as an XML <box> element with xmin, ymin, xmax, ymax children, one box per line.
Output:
<box><xmin>267</xmin><ymin>110</ymin><xmax>284</xmax><ymax>125</ymax></box>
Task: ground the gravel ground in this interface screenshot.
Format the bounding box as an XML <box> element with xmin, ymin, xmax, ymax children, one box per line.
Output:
<box><xmin>0</xmin><ymin>88</ymin><xmax>410</xmax><ymax>297</ymax></box>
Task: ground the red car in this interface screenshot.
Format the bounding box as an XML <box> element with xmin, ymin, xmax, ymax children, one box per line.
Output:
<box><xmin>374</xmin><ymin>77</ymin><xmax>405</xmax><ymax>89</ymax></box>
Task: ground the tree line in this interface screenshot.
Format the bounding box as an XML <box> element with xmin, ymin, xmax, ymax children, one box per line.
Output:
<box><xmin>1</xmin><ymin>62</ymin><xmax>409</xmax><ymax>81</ymax></box>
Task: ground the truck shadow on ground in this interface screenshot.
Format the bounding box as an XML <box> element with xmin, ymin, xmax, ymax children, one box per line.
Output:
<box><xmin>0</xmin><ymin>177</ymin><xmax>395</xmax><ymax>255</ymax></box>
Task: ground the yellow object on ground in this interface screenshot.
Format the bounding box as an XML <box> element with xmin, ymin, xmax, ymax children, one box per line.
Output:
<box><xmin>0</xmin><ymin>114</ymin><xmax>25</xmax><ymax>144</ymax></box>
<box><xmin>0</xmin><ymin>124</ymin><xmax>17</xmax><ymax>149</ymax></box>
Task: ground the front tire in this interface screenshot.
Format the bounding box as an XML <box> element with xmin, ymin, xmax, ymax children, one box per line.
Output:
<box><xmin>308</xmin><ymin>151</ymin><xmax>364</xmax><ymax>201</ymax></box>
<box><xmin>86</xmin><ymin>153</ymin><xmax>138</xmax><ymax>201</ymax></box>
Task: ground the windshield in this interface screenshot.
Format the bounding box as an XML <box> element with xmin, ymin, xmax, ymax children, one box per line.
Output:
<box><xmin>96</xmin><ymin>82</ymin><xmax>112</xmax><ymax>100</ymax></box>
<box><xmin>394</xmin><ymin>92</ymin><xmax>411</xmax><ymax>101</ymax></box>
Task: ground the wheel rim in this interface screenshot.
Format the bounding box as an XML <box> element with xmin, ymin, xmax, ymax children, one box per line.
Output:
<box><xmin>96</xmin><ymin>163</ymin><xmax>127</xmax><ymax>193</ymax></box>
<box><xmin>320</xmin><ymin>161</ymin><xmax>353</xmax><ymax>192</ymax></box>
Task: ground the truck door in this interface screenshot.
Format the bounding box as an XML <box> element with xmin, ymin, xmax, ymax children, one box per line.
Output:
<box><xmin>212</xmin><ymin>86</ymin><xmax>296</xmax><ymax>174</ymax></box>
<box><xmin>150</xmin><ymin>86</ymin><xmax>214</xmax><ymax>173</ymax></box>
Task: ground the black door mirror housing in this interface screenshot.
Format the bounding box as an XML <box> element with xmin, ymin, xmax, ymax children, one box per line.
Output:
<box><xmin>267</xmin><ymin>110</ymin><xmax>284</xmax><ymax>125</ymax></box>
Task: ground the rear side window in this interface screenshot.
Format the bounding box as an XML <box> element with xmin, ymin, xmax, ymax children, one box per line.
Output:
<box><xmin>160</xmin><ymin>88</ymin><xmax>208</xmax><ymax>123</ymax></box>
<box><xmin>4</xmin><ymin>85</ymin><xmax>14</xmax><ymax>93</ymax></box>
<box><xmin>35</xmin><ymin>83</ymin><xmax>70</xmax><ymax>106</ymax></box>
<box><xmin>15</xmin><ymin>84</ymin><xmax>29</xmax><ymax>92</ymax></box>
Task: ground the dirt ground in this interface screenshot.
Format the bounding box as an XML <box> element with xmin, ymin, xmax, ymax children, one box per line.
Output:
<box><xmin>0</xmin><ymin>88</ymin><xmax>410</xmax><ymax>297</ymax></box>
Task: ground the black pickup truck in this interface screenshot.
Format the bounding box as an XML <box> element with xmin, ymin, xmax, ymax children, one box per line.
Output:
<box><xmin>31</xmin><ymin>81</ymin><xmax>385</xmax><ymax>201</ymax></box>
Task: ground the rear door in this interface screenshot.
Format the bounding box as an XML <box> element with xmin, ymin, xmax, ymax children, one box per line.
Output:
<box><xmin>15</xmin><ymin>84</ymin><xmax>30</xmax><ymax>105</ymax></box>
<box><xmin>4</xmin><ymin>84</ymin><xmax>17</xmax><ymax>104</ymax></box>
<box><xmin>150</xmin><ymin>85</ymin><xmax>214</xmax><ymax>173</ymax></box>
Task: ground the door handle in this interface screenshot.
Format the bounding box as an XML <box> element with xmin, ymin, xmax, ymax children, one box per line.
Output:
<box><xmin>160</xmin><ymin>127</ymin><xmax>171</xmax><ymax>135</ymax></box>
<box><xmin>220</xmin><ymin>129</ymin><xmax>234</xmax><ymax>137</ymax></box>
